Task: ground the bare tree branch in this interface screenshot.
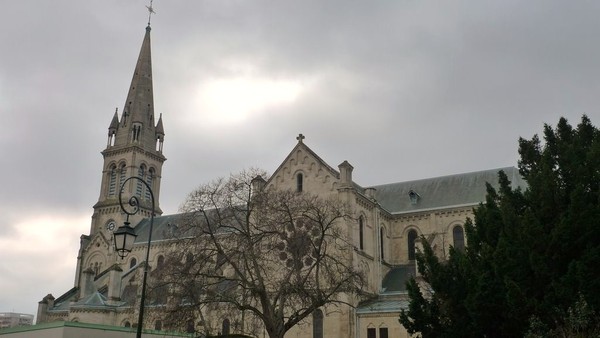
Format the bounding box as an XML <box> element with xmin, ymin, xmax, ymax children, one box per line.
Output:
<box><xmin>157</xmin><ymin>169</ymin><xmax>365</xmax><ymax>338</ymax></box>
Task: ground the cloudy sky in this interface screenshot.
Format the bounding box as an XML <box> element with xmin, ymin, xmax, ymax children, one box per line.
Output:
<box><xmin>1</xmin><ymin>1</ymin><xmax>599</xmax><ymax>318</ymax></box>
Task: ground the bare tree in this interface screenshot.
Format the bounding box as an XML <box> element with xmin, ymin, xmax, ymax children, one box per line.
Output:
<box><xmin>157</xmin><ymin>169</ymin><xmax>365</xmax><ymax>338</ymax></box>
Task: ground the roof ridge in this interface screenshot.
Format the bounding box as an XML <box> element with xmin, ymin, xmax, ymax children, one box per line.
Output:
<box><xmin>368</xmin><ymin>166</ymin><xmax>517</xmax><ymax>189</ymax></box>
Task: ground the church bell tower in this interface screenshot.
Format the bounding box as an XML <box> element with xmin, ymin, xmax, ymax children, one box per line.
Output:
<box><xmin>91</xmin><ymin>24</ymin><xmax>166</xmax><ymax>237</ymax></box>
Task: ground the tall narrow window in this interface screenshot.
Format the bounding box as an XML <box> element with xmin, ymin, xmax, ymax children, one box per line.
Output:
<box><xmin>296</xmin><ymin>173</ymin><xmax>303</xmax><ymax>192</ymax></box>
<box><xmin>358</xmin><ymin>216</ymin><xmax>364</xmax><ymax>251</ymax></box>
<box><xmin>408</xmin><ymin>229</ymin><xmax>418</xmax><ymax>260</ymax></box>
<box><xmin>186</xmin><ymin>320</ymin><xmax>195</xmax><ymax>333</ymax></box>
<box><xmin>129</xmin><ymin>257</ymin><xmax>137</xmax><ymax>269</ymax></box>
<box><xmin>379</xmin><ymin>327</ymin><xmax>389</xmax><ymax>338</ymax></box>
<box><xmin>155</xmin><ymin>320</ymin><xmax>162</xmax><ymax>331</ymax></box>
<box><xmin>367</xmin><ymin>328</ymin><xmax>376</xmax><ymax>338</ymax></box>
<box><xmin>136</xmin><ymin>165</ymin><xmax>145</xmax><ymax>197</ymax></box>
<box><xmin>132</xmin><ymin>123</ymin><xmax>142</xmax><ymax>142</ymax></box>
<box><xmin>118</xmin><ymin>163</ymin><xmax>127</xmax><ymax>193</ymax></box>
<box><xmin>157</xmin><ymin>255</ymin><xmax>164</xmax><ymax>269</ymax></box>
<box><xmin>108</xmin><ymin>165</ymin><xmax>117</xmax><ymax>196</ymax></box>
<box><xmin>313</xmin><ymin>309</ymin><xmax>323</xmax><ymax>338</ymax></box>
<box><xmin>380</xmin><ymin>227</ymin><xmax>385</xmax><ymax>261</ymax></box>
<box><xmin>145</xmin><ymin>168</ymin><xmax>154</xmax><ymax>200</ymax></box>
<box><xmin>222</xmin><ymin>318</ymin><xmax>230</xmax><ymax>335</ymax></box>
<box><xmin>453</xmin><ymin>225</ymin><xmax>465</xmax><ymax>250</ymax></box>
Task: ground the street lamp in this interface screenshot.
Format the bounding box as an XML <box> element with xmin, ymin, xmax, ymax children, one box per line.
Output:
<box><xmin>113</xmin><ymin>220</ymin><xmax>137</xmax><ymax>258</ymax></box>
<box><xmin>113</xmin><ymin>176</ymin><xmax>155</xmax><ymax>338</ymax></box>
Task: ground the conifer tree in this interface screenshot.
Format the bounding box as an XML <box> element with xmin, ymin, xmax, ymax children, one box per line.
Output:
<box><xmin>399</xmin><ymin>116</ymin><xmax>600</xmax><ymax>337</ymax></box>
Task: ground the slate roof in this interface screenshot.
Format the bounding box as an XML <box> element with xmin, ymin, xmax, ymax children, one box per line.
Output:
<box><xmin>369</xmin><ymin>167</ymin><xmax>526</xmax><ymax>214</ymax></box>
<box><xmin>133</xmin><ymin>209</ymin><xmax>244</xmax><ymax>244</ymax></box>
<box><xmin>70</xmin><ymin>291</ymin><xmax>125</xmax><ymax>308</ymax></box>
<box><xmin>50</xmin><ymin>288</ymin><xmax>78</xmax><ymax>311</ymax></box>
<box><xmin>134</xmin><ymin>213</ymin><xmax>186</xmax><ymax>243</ymax></box>
<box><xmin>131</xmin><ymin>168</ymin><xmax>526</xmax><ymax>245</ymax></box>
<box><xmin>381</xmin><ymin>264</ymin><xmax>416</xmax><ymax>292</ymax></box>
<box><xmin>356</xmin><ymin>298</ymin><xmax>410</xmax><ymax>314</ymax></box>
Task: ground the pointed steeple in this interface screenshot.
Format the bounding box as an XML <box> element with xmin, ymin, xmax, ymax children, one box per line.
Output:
<box><xmin>156</xmin><ymin>113</ymin><xmax>164</xmax><ymax>133</ymax></box>
<box><xmin>107</xmin><ymin>108</ymin><xmax>119</xmax><ymax>147</ymax></box>
<box><xmin>109</xmin><ymin>108</ymin><xmax>119</xmax><ymax>131</ymax></box>
<box><xmin>111</xmin><ymin>25</ymin><xmax>158</xmax><ymax>152</ymax></box>
<box><xmin>97</xmin><ymin>24</ymin><xmax>166</xmax><ymax>235</ymax></box>
<box><xmin>155</xmin><ymin>113</ymin><xmax>164</xmax><ymax>153</ymax></box>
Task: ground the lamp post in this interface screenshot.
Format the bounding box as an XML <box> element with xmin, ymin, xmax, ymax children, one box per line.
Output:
<box><xmin>113</xmin><ymin>176</ymin><xmax>155</xmax><ymax>338</ymax></box>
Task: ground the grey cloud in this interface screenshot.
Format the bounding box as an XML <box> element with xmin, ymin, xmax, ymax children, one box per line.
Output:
<box><xmin>1</xmin><ymin>0</ymin><xmax>600</xmax><ymax>318</ymax></box>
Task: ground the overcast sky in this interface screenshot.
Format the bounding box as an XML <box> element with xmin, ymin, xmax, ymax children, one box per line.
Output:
<box><xmin>1</xmin><ymin>1</ymin><xmax>599</xmax><ymax>318</ymax></box>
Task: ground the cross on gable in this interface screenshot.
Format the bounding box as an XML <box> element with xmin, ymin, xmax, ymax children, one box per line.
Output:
<box><xmin>296</xmin><ymin>133</ymin><xmax>305</xmax><ymax>143</ymax></box>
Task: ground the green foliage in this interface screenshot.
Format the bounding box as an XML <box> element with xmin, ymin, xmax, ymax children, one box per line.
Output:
<box><xmin>400</xmin><ymin>116</ymin><xmax>600</xmax><ymax>337</ymax></box>
<box><xmin>525</xmin><ymin>294</ymin><xmax>600</xmax><ymax>338</ymax></box>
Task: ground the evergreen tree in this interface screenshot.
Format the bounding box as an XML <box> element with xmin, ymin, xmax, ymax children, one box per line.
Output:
<box><xmin>399</xmin><ymin>116</ymin><xmax>600</xmax><ymax>337</ymax></box>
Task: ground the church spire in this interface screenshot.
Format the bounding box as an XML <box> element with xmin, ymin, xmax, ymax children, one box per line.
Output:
<box><xmin>111</xmin><ymin>24</ymin><xmax>158</xmax><ymax>151</ymax></box>
<box><xmin>96</xmin><ymin>22</ymin><xmax>166</xmax><ymax>235</ymax></box>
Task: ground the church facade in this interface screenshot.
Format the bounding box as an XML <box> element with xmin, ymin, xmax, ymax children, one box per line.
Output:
<box><xmin>36</xmin><ymin>23</ymin><xmax>525</xmax><ymax>338</ymax></box>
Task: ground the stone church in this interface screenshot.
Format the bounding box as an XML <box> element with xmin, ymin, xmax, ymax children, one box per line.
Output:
<box><xmin>36</xmin><ymin>22</ymin><xmax>525</xmax><ymax>338</ymax></box>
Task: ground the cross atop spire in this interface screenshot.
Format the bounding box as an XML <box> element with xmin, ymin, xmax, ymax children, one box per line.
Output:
<box><xmin>146</xmin><ymin>0</ymin><xmax>156</xmax><ymax>27</ymax></box>
<box><xmin>296</xmin><ymin>133</ymin><xmax>305</xmax><ymax>143</ymax></box>
<box><xmin>109</xmin><ymin>21</ymin><xmax>158</xmax><ymax>151</ymax></box>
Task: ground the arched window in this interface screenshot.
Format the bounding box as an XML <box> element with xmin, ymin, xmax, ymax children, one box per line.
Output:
<box><xmin>186</xmin><ymin>319</ymin><xmax>195</xmax><ymax>333</ymax></box>
<box><xmin>118</xmin><ymin>163</ymin><xmax>127</xmax><ymax>193</ymax></box>
<box><xmin>124</xmin><ymin>321</ymin><xmax>131</xmax><ymax>328</ymax></box>
<box><xmin>408</xmin><ymin>229</ymin><xmax>418</xmax><ymax>260</ymax></box>
<box><xmin>136</xmin><ymin>165</ymin><xmax>146</xmax><ymax>197</ymax></box>
<box><xmin>380</xmin><ymin>227</ymin><xmax>385</xmax><ymax>261</ymax></box>
<box><xmin>157</xmin><ymin>255</ymin><xmax>164</xmax><ymax>269</ymax></box>
<box><xmin>145</xmin><ymin>168</ymin><xmax>154</xmax><ymax>200</ymax></box>
<box><xmin>296</xmin><ymin>173</ymin><xmax>303</xmax><ymax>192</ymax></box>
<box><xmin>108</xmin><ymin>165</ymin><xmax>117</xmax><ymax>196</ymax></box>
<box><xmin>453</xmin><ymin>225</ymin><xmax>465</xmax><ymax>250</ymax></box>
<box><xmin>186</xmin><ymin>253</ymin><xmax>194</xmax><ymax>265</ymax></box>
<box><xmin>358</xmin><ymin>216</ymin><xmax>364</xmax><ymax>251</ymax></box>
<box><xmin>129</xmin><ymin>257</ymin><xmax>137</xmax><ymax>269</ymax></box>
<box><xmin>155</xmin><ymin>320</ymin><xmax>162</xmax><ymax>331</ymax></box>
<box><xmin>313</xmin><ymin>309</ymin><xmax>323</xmax><ymax>338</ymax></box>
<box><xmin>222</xmin><ymin>318</ymin><xmax>230</xmax><ymax>335</ymax></box>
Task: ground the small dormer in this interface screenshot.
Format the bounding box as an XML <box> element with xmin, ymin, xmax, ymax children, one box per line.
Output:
<box><xmin>408</xmin><ymin>189</ymin><xmax>420</xmax><ymax>205</ymax></box>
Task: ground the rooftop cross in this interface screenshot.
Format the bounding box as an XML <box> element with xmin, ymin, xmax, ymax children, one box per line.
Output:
<box><xmin>296</xmin><ymin>133</ymin><xmax>305</xmax><ymax>143</ymax></box>
<box><xmin>146</xmin><ymin>0</ymin><xmax>156</xmax><ymax>26</ymax></box>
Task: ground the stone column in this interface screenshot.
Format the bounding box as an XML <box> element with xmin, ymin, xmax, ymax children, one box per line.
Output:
<box><xmin>108</xmin><ymin>264</ymin><xmax>123</xmax><ymax>303</ymax></box>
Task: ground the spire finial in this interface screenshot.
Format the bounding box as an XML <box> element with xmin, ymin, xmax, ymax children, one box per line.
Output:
<box><xmin>146</xmin><ymin>0</ymin><xmax>156</xmax><ymax>27</ymax></box>
<box><xmin>296</xmin><ymin>133</ymin><xmax>305</xmax><ymax>143</ymax></box>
